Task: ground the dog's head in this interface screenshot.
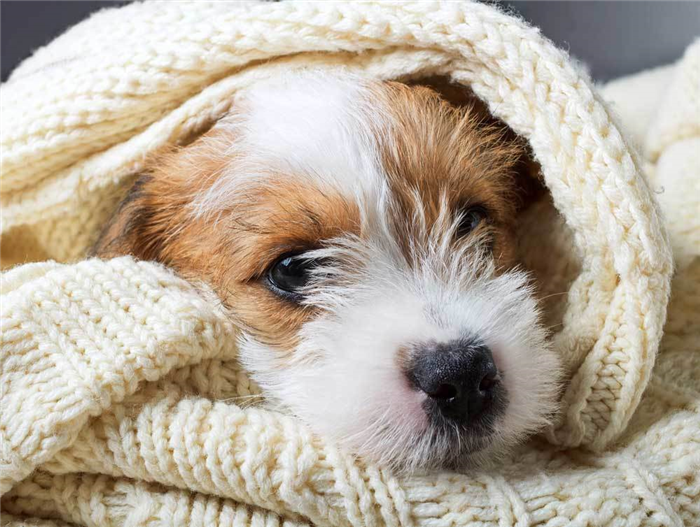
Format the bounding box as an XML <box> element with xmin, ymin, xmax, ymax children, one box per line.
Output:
<box><xmin>94</xmin><ymin>71</ymin><xmax>562</xmax><ymax>472</ymax></box>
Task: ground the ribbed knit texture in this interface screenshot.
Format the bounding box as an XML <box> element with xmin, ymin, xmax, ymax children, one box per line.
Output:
<box><xmin>1</xmin><ymin>2</ymin><xmax>697</xmax><ymax>525</ymax></box>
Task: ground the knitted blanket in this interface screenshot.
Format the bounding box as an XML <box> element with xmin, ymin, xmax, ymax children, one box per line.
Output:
<box><xmin>1</xmin><ymin>2</ymin><xmax>698</xmax><ymax>525</ymax></box>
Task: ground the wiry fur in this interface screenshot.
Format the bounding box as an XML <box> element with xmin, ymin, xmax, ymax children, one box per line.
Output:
<box><xmin>94</xmin><ymin>70</ymin><xmax>562</xmax><ymax>473</ymax></box>
<box><xmin>240</xmin><ymin>191</ymin><xmax>561</xmax><ymax>473</ymax></box>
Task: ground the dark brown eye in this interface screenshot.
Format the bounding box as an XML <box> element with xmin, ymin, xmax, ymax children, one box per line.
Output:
<box><xmin>267</xmin><ymin>253</ymin><xmax>318</xmax><ymax>302</ymax></box>
<box><xmin>456</xmin><ymin>206</ymin><xmax>488</xmax><ymax>237</ymax></box>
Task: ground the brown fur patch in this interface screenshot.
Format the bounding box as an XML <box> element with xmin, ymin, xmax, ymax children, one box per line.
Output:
<box><xmin>369</xmin><ymin>81</ymin><xmax>526</xmax><ymax>269</ymax></box>
<box><xmin>93</xmin><ymin>125</ymin><xmax>360</xmax><ymax>350</ymax></box>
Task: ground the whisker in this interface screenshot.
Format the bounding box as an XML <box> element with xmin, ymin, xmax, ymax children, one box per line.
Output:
<box><xmin>220</xmin><ymin>393</ymin><xmax>265</xmax><ymax>406</ymax></box>
<box><xmin>537</xmin><ymin>291</ymin><xmax>569</xmax><ymax>302</ymax></box>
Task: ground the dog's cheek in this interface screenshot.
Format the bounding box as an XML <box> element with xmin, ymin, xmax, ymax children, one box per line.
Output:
<box><xmin>490</xmin><ymin>224</ymin><xmax>518</xmax><ymax>272</ymax></box>
<box><xmin>288</xmin><ymin>303</ymin><xmax>434</xmax><ymax>438</ymax></box>
<box><xmin>472</xmin><ymin>276</ymin><xmax>562</xmax><ymax>443</ymax></box>
<box><xmin>235</xmin><ymin>332</ymin><xmax>300</xmax><ymax>411</ymax></box>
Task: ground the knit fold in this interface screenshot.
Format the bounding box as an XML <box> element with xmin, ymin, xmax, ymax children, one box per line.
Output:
<box><xmin>2</xmin><ymin>2</ymin><xmax>698</xmax><ymax>525</ymax></box>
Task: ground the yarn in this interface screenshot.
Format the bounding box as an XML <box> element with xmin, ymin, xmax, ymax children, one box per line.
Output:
<box><xmin>1</xmin><ymin>2</ymin><xmax>697</xmax><ymax>525</ymax></box>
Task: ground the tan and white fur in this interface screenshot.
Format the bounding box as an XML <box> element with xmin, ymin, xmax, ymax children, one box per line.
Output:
<box><xmin>94</xmin><ymin>71</ymin><xmax>562</xmax><ymax>473</ymax></box>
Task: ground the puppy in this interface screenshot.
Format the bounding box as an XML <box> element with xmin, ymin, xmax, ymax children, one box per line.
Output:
<box><xmin>94</xmin><ymin>71</ymin><xmax>562</xmax><ymax>473</ymax></box>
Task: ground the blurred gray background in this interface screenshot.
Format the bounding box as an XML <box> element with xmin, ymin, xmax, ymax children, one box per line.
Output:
<box><xmin>2</xmin><ymin>1</ymin><xmax>699</xmax><ymax>83</ymax></box>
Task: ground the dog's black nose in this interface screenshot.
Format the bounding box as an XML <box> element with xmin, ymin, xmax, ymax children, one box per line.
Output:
<box><xmin>408</xmin><ymin>341</ymin><xmax>501</xmax><ymax>424</ymax></box>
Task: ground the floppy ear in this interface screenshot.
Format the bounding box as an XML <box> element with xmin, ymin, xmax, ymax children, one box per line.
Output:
<box><xmin>91</xmin><ymin>175</ymin><xmax>165</xmax><ymax>261</ymax></box>
<box><xmin>91</xmin><ymin>125</ymin><xmax>234</xmax><ymax>264</ymax></box>
<box><xmin>512</xmin><ymin>147</ymin><xmax>547</xmax><ymax>212</ymax></box>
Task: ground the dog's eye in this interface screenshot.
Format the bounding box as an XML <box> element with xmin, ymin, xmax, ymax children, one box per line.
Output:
<box><xmin>456</xmin><ymin>205</ymin><xmax>488</xmax><ymax>237</ymax></box>
<box><xmin>267</xmin><ymin>253</ymin><xmax>316</xmax><ymax>300</ymax></box>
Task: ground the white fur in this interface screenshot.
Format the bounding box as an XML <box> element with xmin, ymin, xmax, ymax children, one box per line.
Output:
<box><xmin>241</xmin><ymin>207</ymin><xmax>561</xmax><ymax>472</ymax></box>
<box><xmin>191</xmin><ymin>70</ymin><xmax>387</xmax><ymax>216</ymax></box>
<box><xmin>208</xmin><ymin>71</ymin><xmax>562</xmax><ymax>473</ymax></box>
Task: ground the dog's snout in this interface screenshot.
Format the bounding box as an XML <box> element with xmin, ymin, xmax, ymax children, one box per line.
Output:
<box><xmin>408</xmin><ymin>341</ymin><xmax>501</xmax><ymax>424</ymax></box>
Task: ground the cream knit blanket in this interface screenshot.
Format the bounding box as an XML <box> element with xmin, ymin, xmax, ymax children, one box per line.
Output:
<box><xmin>1</xmin><ymin>2</ymin><xmax>698</xmax><ymax>525</ymax></box>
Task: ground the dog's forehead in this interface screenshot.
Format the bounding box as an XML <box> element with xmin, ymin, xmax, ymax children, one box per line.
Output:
<box><xmin>197</xmin><ymin>73</ymin><xmax>519</xmax><ymax>230</ymax></box>
<box><xmin>238</xmin><ymin>73</ymin><xmax>388</xmax><ymax>197</ymax></box>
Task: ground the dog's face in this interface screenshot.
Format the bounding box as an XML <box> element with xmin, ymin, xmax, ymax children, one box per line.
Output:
<box><xmin>95</xmin><ymin>72</ymin><xmax>562</xmax><ymax>472</ymax></box>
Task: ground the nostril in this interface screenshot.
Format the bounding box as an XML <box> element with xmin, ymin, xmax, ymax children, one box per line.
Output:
<box><xmin>428</xmin><ymin>383</ymin><xmax>459</xmax><ymax>401</ymax></box>
<box><xmin>478</xmin><ymin>372</ymin><xmax>499</xmax><ymax>393</ymax></box>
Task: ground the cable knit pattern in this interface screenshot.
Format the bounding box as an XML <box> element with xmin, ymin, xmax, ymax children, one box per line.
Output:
<box><xmin>0</xmin><ymin>2</ymin><xmax>697</xmax><ymax>525</ymax></box>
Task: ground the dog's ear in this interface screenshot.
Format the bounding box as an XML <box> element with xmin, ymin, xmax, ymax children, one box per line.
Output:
<box><xmin>512</xmin><ymin>145</ymin><xmax>547</xmax><ymax>213</ymax></box>
<box><xmin>91</xmin><ymin>123</ymin><xmax>238</xmax><ymax>264</ymax></box>
<box><xmin>91</xmin><ymin>175</ymin><xmax>165</xmax><ymax>261</ymax></box>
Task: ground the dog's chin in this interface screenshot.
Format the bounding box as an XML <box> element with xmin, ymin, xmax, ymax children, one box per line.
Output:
<box><xmin>381</xmin><ymin>398</ymin><xmax>509</xmax><ymax>474</ymax></box>
<box><xmin>348</xmin><ymin>387</ymin><xmax>558</xmax><ymax>475</ymax></box>
<box><xmin>342</xmin><ymin>418</ymin><xmax>508</xmax><ymax>476</ymax></box>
